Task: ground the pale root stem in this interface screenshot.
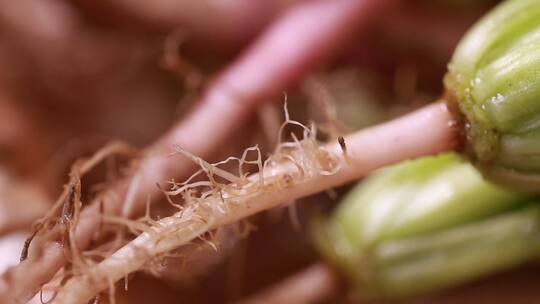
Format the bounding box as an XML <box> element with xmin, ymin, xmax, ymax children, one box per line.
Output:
<box><xmin>52</xmin><ymin>103</ymin><xmax>455</xmax><ymax>303</ymax></box>
<box><xmin>149</xmin><ymin>224</ymin><xmax>241</xmax><ymax>285</ymax></box>
<box><xmin>237</xmin><ymin>263</ymin><xmax>339</xmax><ymax>304</ymax></box>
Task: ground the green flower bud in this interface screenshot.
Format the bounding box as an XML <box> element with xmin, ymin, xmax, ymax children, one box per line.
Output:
<box><xmin>314</xmin><ymin>153</ymin><xmax>533</xmax><ymax>299</ymax></box>
<box><xmin>371</xmin><ymin>205</ymin><xmax>540</xmax><ymax>297</ymax></box>
<box><xmin>445</xmin><ymin>0</ymin><xmax>540</xmax><ymax>188</ymax></box>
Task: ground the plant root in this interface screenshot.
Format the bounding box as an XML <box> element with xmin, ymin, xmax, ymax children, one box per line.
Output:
<box><xmin>51</xmin><ymin>102</ymin><xmax>456</xmax><ymax>303</ymax></box>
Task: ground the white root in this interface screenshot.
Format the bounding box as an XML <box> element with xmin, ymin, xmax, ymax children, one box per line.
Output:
<box><xmin>51</xmin><ymin>103</ymin><xmax>455</xmax><ymax>303</ymax></box>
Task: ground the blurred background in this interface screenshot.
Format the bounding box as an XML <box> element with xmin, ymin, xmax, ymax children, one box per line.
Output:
<box><xmin>3</xmin><ymin>0</ymin><xmax>539</xmax><ymax>303</ymax></box>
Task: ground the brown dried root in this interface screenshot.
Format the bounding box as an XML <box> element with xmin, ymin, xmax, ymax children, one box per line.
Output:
<box><xmin>0</xmin><ymin>142</ymin><xmax>137</xmax><ymax>303</ymax></box>
<box><xmin>50</xmin><ymin>102</ymin><xmax>455</xmax><ymax>303</ymax></box>
<box><xmin>20</xmin><ymin>141</ymin><xmax>137</xmax><ymax>262</ymax></box>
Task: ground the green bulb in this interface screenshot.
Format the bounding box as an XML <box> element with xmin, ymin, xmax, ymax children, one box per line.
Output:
<box><xmin>445</xmin><ymin>0</ymin><xmax>540</xmax><ymax>189</ymax></box>
<box><xmin>313</xmin><ymin>153</ymin><xmax>534</xmax><ymax>299</ymax></box>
